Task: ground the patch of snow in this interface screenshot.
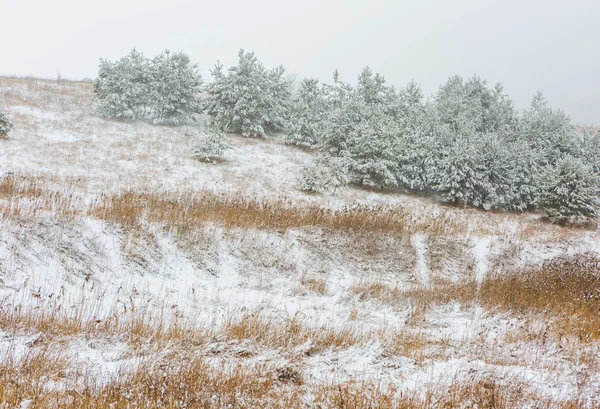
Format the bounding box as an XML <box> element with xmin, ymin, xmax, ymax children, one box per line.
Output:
<box><xmin>472</xmin><ymin>236</ymin><xmax>491</xmax><ymax>286</ymax></box>
<box><xmin>411</xmin><ymin>232</ymin><xmax>429</xmax><ymax>286</ymax></box>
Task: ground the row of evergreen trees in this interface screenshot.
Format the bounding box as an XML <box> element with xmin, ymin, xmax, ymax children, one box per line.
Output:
<box><xmin>93</xmin><ymin>49</ymin><xmax>600</xmax><ymax>223</ymax></box>
<box><xmin>289</xmin><ymin>71</ymin><xmax>600</xmax><ymax>223</ymax></box>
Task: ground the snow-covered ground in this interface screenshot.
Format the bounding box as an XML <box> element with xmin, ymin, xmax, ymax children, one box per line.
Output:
<box><xmin>1</xmin><ymin>76</ymin><xmax>600</xmax><ymax>406</ymax></box>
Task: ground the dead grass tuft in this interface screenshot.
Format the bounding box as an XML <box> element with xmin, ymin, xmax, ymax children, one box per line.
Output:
<box><xmin>0</xmin><ymin>347</ymin><xmax>68</xmax><ymax>405</ymax></box>
<box><xmin>477</xmin><ymin>256</ymin><xmax>600</xmax><ymax>342</ymax></box>
<box><xmin>222</xmin><ymin>311</ymin><xmax>364</xmax><ymax>353</ymax></box>
<box><xmin>405</xmin><ymin>256</ymin><xmax>600</xmax><ymax>342</ymax></box>
<box><xmin>350</xmin><ymin>281</ymin><xmax>404</xmax><ymax>305</ymax></box>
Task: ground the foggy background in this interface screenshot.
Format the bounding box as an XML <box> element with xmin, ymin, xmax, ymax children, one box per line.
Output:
<box><xmin>1</xmin><ymin>0</ymin><xmax>598</xmax><ymax>124</ymax></box>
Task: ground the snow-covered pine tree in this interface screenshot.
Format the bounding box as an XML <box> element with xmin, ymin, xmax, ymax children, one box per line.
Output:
<box><xmin>322</xmin><ymin>70</ymin><xmax>354</xmax><ymax>109</ymax></box>
<box><xmin>94</xmin><ymin>48</ymin><xmax>153</xmax><ymax>119</ymax></box>
<box><xmin>194</xmin><ymin>125</ymin><xmax>229</xmax><ymax>163</ymax></box>
<box><xmin>395</xmin><ymin>133</ymin><xmax>439</xmax><ymax>192</ymax></box>
<box><xmin>320</xmin><ymin>97</ymin><xmax>401</xmax><ymax>189</ymax></box>
<box><xmin>205</xmin><ymin>49</ymin><xmax>291</xmax><ymax>138</ymax></box>
<box><xmin>520</xmin><ymin>92</ymin><xmax>580</xmax><ymax>165</ymax></box>
<box><xmin>433</xmin><ymin>75</ymin><xmax>484</xmax><ymax>137</ymax></box>
<box><xmin>392</xmin><ymin>81</ymin><xmax>435</xmax><ymax>192</ymax></box>
<box><xmin>356</xmin><ymin>67</ymin><xmax>389</xmax><ymax>105</ymax></box>
<box><xmin>537</xmin><ymin>155</ymin><xmax>599</xmax><ymax>223</ymax></box>
<box><xmin>285</xmin><ymin>78</ymin><xmax>327</xmax><ymax>148</ymax></box>
<box><xmin>473</xmin><ymin>133</ymin><xmax>524</xmax><ymax>210</ymax></box>
<box><xmin>297</xmin><ymin>156</ymin><xmax>349</xmax><ymax>193</ymax></box>
<box><xmin>485</xmin><ymin>83</ymin><xmax>519</xmax><ymax>137</ymax></box>
<box><xmin>428</xmin><ymin>134</ymin><xmax>490</xmax><ymax>207</ymax></box>
<box><xmin>432</xmin><ymin>75</ymin><xmax>518</xmax><ymax>138</ymax></box>
<box><xmin>580</xmin><ymin>126</ymin><xmax>600</xmax><ymax>174</ymax></box>
<box><xmin>268</xmin><ymin>65</ymin><xmax>293</xmax><ymax>131</ymax></box>
<box><xmin>315</xmin><ymin>68</ymin><xmax>406</xmax><ymax>190</ymax></box>
<box><xmin>424</xmin><ymin>129</ymin><xmax>540</xmax><ymax>211</ymax></box>
<box><xmin>397</xmin><ymin>80</ymin><xmax>425</xmax><ymax>131</ymax></box>
<box><xmin>0</xmin><ymin>110</ymin><xmax>12</xmax><ymax>137</ymax></box>
<box><xmin>503</xmin><ymin>138</ymin><xmax>542</xmax><ymax>211</ymax></box>
<box><xmin>355</xmin><ymin>67</ymin><xmax>403</xmax><ymax>122</ymax></box>
<box><xmin>150</xmin><ymin>50</ymin><xmax>203</xmax><ymax>124</ymax></box>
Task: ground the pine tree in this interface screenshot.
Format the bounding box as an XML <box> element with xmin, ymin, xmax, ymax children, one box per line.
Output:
<box><xmin>297</xmin><ymin>156</ymin><xmax>349</xmax><ymax>193</ymax></box>
<box><xmin>322</xmin><ymin>70</ymin><xmax>354</xmax><ymax>109</ymax></box>
<box><xmin>94</xmin><ymin>48</ymin><xmax>153</xmax><ymax>120</ymax></box>
<box><xmin>432</xmin><ymin>75</ymin><xmax>517</xmax><ymax>137</ymax></box>
<box><xmin>356</xmin><ymin>67</ymin><xmax>389</xmax><ymax>105</ymax></box>
<box><xmin>391</xmin><ymin>81</ymin><xmax>433</xmax><ymax>192</ymax></box>
<box><xmin>150</xmin><ymin>50</ymin><xmax>203</xmax><ymax>124</ymax></box>
<box><xmin>579</xmin><ymin>126</ymin><xmax>600</xmax><ymax>174</ymax></box>
<box><xmin>537</xmin><ymin>155</ymin><xmax>599</xmax><ymax>223</ymax></box>
<box><xmin>429</xmin><ymin>135</ymin><xmax>489</xmax><ymax>207</ymax></box>
<box><xmin>433</xmin><ymin>75</ymin><xmax>484</xmax><ymax>136</ymax></box>
<box><xmin>94</xmin><ymin>48</ymin><xmax>203</xmax><ymax>124</ymax></box>
<box><xmin>284</xmin><ymin>78</ymin><xmax>327</xmax><ymax>148</ymax></box>
<box><xmin>504</xmin><ymin>139</ymin><xmax>542</xmax><ymax>210</ymax></box>
<box><xmin>395</xmin><ymin>133</ymin><xmax>438</xmax><ymax>192</ymax></box>
<box><xmin>205</xmin><ymin>49</ymin><xmax>291</xmax><ymax>138</ymax></box>
<box><xmin>397</xmin><ymin>80</ymin><xmax>426</xmax><ymax>131</ymax></box>
<box><xmin>316</xmin><ymin>68</ymin><xmax>404</xmax><ymax>189</ymax></box>
<box><xmin>194</xmin><ymin>126</ymin><xmax>229</xmax><ymax>163</ymax></box>
<box><xmin>474</xmin><ymin>134</ymin><xmax>523</xmax><ymax>210</ymax></box>
<box><xmin>0</xmin><ymin>110</ymin><xmax>12</xmax><ymax>137</ymax></box>
<box><xmin>485</xmin><ymin>83</ymin><xmax>519</xmax><ymax>136</ymax></box>
<box><xmin>520</xmin><ymin>92</ymin><xmax>580</xmax><ymax>165</ymax></box>
<box><xmin>320</xmin><ymin>97</ymin><xmax>401</xmax><ymax>188</ymax></box>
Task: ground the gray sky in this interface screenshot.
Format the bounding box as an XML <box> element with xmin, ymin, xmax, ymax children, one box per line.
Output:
<box><xmin>2</xmin><ymin>0</ymin><xmax>599</xmax><ymax>124</ymax></box>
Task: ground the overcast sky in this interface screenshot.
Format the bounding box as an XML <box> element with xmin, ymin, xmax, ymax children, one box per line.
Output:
<box><xmin>2</xmin><ymin>0</ymin><xmax>599</xmax><ymax>124</ymax></box>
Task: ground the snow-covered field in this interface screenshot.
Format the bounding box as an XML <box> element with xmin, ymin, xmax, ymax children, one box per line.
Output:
<box><xmin>1</xmin><ymin>76</ymin><xmax>599</xmax><ymax>407</ymax></box>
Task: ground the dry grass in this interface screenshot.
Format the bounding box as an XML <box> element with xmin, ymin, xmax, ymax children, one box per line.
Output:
<box><xmin>0</xmin><ymin>252</ymin><xmax>596</xmax><ymax>407</ymax></box>
<box><xmin>0</xmin><ymin>324</ymin><xmax>587</xmax><ymax>409</ymax></box>
<box><xmin>400</xmin><ymin>256</ymin><xmax>600</xmax><ymax>342</ymax></box>
<box><xmin>0</xmin><ymin>75</ymin><xmax>92</xmax><ymax>112</ymax></box>
<box><xmin>94</xmin><ymin>190</ymin><xmax>417</xmax><ymax>235</ymax></box>
<box><xmin>350</xmin><ymin>281</ymin><xmax>405</xmax><ymax>305</ymax></box>
<box><xmin>477</xmin><ymin>257</ymin><xmax>600</xmax><ymax>342</ymax></box>
<box><xmin>349</xmin><ymin>256</ymin><xmax>600</xmax><ymax>348</ymax></box>
<box><xmin>0</xmin><ymin>174</ymin><xmax>43</xmax><ymax>198</ymax></box>
<box><xmin>0</xmin><ymin>174</ymin><xmax>463</xmax><ymax>237</ymax></box>
<box><xmin>0</xmin><ymin>302</ymin><xmax>197</xmax><ymax>349</ymax></box>
<box><xmin>0</xmin><ymin>354</ymin><xmax>583</xmax><ymax>409</ymax></box>
<box><xmin>299</xmin><ymin>272</ymin><xmax>328</xmax><ymax>295</ymax></box>
<box><xmin>0</xmin><ymin>299</ymin><xmax>368</xmax><ymax>356</ymax></box>
<box><xmin>0</xmin><ymin>347</ymin><xmax>69</xmax><ymax>406</ymax></box>
<box><xmin>222</xmin><ymin>311</ymin><xmax>363</xmax><ymax>353</ymax></box>
<box><xmin>0</xmin><ymin>354</ymin><xmax>303</xmax><ymax>409</ymax></box>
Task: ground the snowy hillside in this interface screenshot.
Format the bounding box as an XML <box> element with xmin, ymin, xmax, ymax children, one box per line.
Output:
<box><xmin>1</xmin><ymin>76</ymin><xmax>599</xmax><ymax>407</ymax></box>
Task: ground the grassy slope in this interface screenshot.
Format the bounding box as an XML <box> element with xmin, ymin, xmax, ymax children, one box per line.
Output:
<box><xmin>0</xmin><ymin>76</ymin><xmax>599</xmax><ymax>408</ymax></box>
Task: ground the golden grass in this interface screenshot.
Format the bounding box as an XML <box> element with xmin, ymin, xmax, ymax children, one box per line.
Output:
<box><xmin>0</xmin><ymin>353</ymin><xmax>583</xmax><ymax>409</ymax></box>
<box><xmin>477</xmin><ymin>257</ymin><xmax>600</xmax><ymax>342</ymax></box>
<box><xmin>399</xmin><ymin>256</ymin><xmax>600</xmax><ymax>342</ymax></box>
<box><xmin>222</xmin><ymin>311</ymin><xmax>363</xmax><ymax>353</ymax></box>
<box><xmin>0</xmin><ymin>347</ymin><xmax>68</xmax><ymax>406</ymax></box>
<box><xmin>0</xmin><ymin>298</ymin><xmax>368</xmax><ymax>356</ymax></box>
<box><xmin>0</xmin><ymin>265</ymin><xmax>595</xmax><ymax>407</ymax></box>
<box><xmin>0</xmin><ymin>302</ymin><xmax>197</xmax><ymax>349</ymax></box>
<box><xmin>0</xmin><ymin>174</ymin><xmax>462</xmax><ymax>237</ymax></box>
